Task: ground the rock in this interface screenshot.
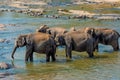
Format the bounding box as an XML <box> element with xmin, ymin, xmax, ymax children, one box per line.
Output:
<box><xmin>0</xmin><ymin>24</ymin><xmax>5</xmax><ymax>28</ymax></box>
<box><xmin>0</xmin><ymin>62</ymin><xmax>12</xmax><ymax>69</ymax></box>
<box><xmin>0</xmin><ymin>39</ymin><xmax>6</xmax><ymax>43</ymax></box>
<box><xmin>96</xmin><ymin>16</ymin><xmax>119</xmax><ymax>20</ymax></box>
<box><xmin>0</xmin><ymin>24</ymin><xmax>6</xmax><ymax>31</ymax></box>
<box><xmin>5</xmin><ymin>40</ymin><xmax>11</xmax><ymax>44</ymax></box>
<box><xmin>0</xmin><ymin>39</ymin><xmax>11</xmax><ymax>43</ymax></box>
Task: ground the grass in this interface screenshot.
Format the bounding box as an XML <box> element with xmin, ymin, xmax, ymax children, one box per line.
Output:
<box><xmin>99</xmin><ymin>9</ymin><xmax>120</xmax><ymax>14</ymax></box>
<box><xmin>50</xmin><ymin>2</ymin><xmax>120</xmax><ymax>14</ymax></box>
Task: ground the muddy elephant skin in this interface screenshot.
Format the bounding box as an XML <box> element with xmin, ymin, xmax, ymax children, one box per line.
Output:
<box><xmin>95</xmin><ymin>28</ymin><xmax>120</xmax><ymax>51</ymax></box>
<box><xmin>55</xmin><ymin>31</ymin><xmax>96</xmax><ymax>59</ymax></box>
<box><xmin>11</xmin><ymin>32</ymin><xmax>56</xmax><ymax>62</ymax></box>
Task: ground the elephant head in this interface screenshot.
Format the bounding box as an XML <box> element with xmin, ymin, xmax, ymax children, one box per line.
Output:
<box><xmin>55</xmin><ymin>33</ymin><xmax>65</xmax><ymax>46</ymax></box>
<box><xmin>83</xmin><ymin>27</ymin><xmax>98</xmax><ymax>38</ymax></box>
<box><xmin>11</xmin><ymin>35</ymin><xmax>29</xmax><ymax>59</ymax></box>
<box><xmin>36</xmin><ymin>25</ymin><xmax>49</xmax><ymax>33</ymax></box>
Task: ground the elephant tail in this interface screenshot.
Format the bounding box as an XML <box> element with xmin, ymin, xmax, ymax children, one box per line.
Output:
<box><xmin>119</xmin><ymin>33</ymin><xmax>120</xmax><ymax>37</ymax></box>
<box><xmin>114</xmin><ymin>30</ymin><xmax>120</xmax><ymax>37</ymax></box>
<box><xmin>117</xmin><ymin>32</ymin><xmax>120</xmax><ymax>37</ymax></box>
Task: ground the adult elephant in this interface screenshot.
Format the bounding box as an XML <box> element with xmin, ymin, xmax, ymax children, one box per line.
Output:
<box><xmin>55</xmin><ymin>30</ymin><xmax>97</xmax><ymax>59</ymax></box>
<box><xmin>11</xmin><ymin>32</ymin><xmax>56</xmax><ymax>62</ymax></box>
<box><xmin>94</xmin><ymin>28</ymin><xmax>120</xmax><ymax>51</ymax></box>
<box><xmin>78</xmin><ymin>27</ymin><xmax>120</xmax><ymax>51</ymax></box>
<box><xmin>36</xmin><ymin>25</ymin><xmax>68</xmax><ymax>39</ymax></box>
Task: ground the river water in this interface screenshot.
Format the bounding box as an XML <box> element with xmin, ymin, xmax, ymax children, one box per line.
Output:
<box><xmin>0</xmin><ymin>12</ymin><xmax>120</xmax><ymax>80</ymax></box>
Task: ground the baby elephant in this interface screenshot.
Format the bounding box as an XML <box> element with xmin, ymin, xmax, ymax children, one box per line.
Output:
<box><xmin>11</xmin><ymin>32</ymin><xmax>56</xmax><ymax>62</ymax></box>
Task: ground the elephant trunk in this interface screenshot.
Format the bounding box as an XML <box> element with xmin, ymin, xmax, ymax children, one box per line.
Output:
<box><xmin>11</xmin><ymin>46</ymin><xmax>17</xmax><ymax>60</ymax></box>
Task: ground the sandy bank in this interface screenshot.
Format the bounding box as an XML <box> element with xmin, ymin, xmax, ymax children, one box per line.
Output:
<box><xmin>87</xmin><ymin>0</ymin><xmax>120</xmax><ymax>3</ymax></box>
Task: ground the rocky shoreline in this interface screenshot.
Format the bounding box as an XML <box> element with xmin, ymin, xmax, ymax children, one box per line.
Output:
<box><xmin>0</xmin><ymin>6</ymin><xmax>120</xmax><ymax>20</ymax></box>
<box><xmin>0</xmin><ymin>0</ymin><xmax>120</xmax><ymax>20</ymax></box>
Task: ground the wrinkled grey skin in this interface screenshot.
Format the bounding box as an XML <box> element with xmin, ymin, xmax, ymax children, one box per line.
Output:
<box><xmin>76</xmin><ymin>27</ymin><xmax>120</xmax><ymax>51</ymax></box>
<box><xmin>11</xmin><ymin>32</ymin><xmax>56</xmax><ymax>62</ymax></box>
<box><xmin>36</xmin><ymin>25</ymin><xmax>68</xmax><ymax>39</ymax></box>
<box><xmin>94</xmin><ymin>28</ymin><xmax>120</xmax><ymax>51</ymax></box>
<box><xmin>78</xmin><ymin>27</ymin><xmax>120</xmax><ymax>51</ymax></box>
<box><xmin>73</xmin><ymin>27</ymin><xmax>99</xmax><ymax>51</ymax></box>
<box><xmin>55</xmin><ymin>31</ymin><xmax>97</xmax><ymax>59</ymax></box>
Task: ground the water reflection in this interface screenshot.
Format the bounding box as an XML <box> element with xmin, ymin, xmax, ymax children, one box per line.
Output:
<box><xmin>11</xmin><ymin>50</ymin><xmax>120</xmax><ymax>80</ymax></box>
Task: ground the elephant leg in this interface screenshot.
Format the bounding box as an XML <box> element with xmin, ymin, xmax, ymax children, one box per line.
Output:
<box><xmin>87</xmin><ymin>51</ymin><xmax>94</xmax><ymax>58</ymax></box>
<box><xmin>87</xmin><ymin>42</ymin><xmax>94</xmax><ymax>58</ymax></box>
<box><xmin>46</xmin><ymin>53</ymin><xmax>50</xmax><ymax>62</ymax></box>
<box><xmin>111</xmin><ymin>41</ymin><xmax>119</xmax><ymax>51</ymax></box>
<box><xmin>87</xmin><ymin>48</ymin><xmax>94</xmax><ymax>58</ymax></box>
<box><xmin>52</xmin><ymin>45</ymin><xmax>56</xmax><ymax>62</ymax></box>
<box><xmin>25</xmin><ymin>52</ymin><xmax>30</xmax><ymax>61</ymax></box>
<box><xmin>65</xmin><ymin>46</ymin><xmax>68</xmax><ymax>57</ymax></box>
<box><xmin>66</xmin><ymin>45</ymin><xmax>72</xmax><ymax>59</ymax></box>
<box><xmin>51</xmin><ymin>53</ymin><xmax>56</xmax><ymax>62</ymax></box>
<box><xmin>30</xmin><ymin>53</ymin><xmax>33</xmax><ymax>62</ymax></box>
<box><xmin>95</xmin><ymin>44</ymin><xmax>99</xmax><ymax>52</ymax></box>
<box><xmin>25</xmin><ymin>46</ymin><xmax>33</xmax><ymax>62</ymax></box>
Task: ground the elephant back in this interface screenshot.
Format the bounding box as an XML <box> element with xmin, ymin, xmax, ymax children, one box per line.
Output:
<box><xmin>33</xmin><ymin>32</ymin><xmax>51</xmax><ymax>42</ymax></box>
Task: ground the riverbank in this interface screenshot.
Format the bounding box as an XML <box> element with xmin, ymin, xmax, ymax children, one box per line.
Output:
<box><xmin>0</xmin><ymin>0</ymin><xmax>120</xmax><ymax>20</ymax></box>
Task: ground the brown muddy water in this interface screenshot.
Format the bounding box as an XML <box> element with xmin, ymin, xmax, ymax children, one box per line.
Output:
<box><xmin>0</xmin><ymin>12</ymin><xmax>120</xmax><ymax>80</ymax></box>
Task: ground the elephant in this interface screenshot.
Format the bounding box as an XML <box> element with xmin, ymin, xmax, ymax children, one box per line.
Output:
<box><xmin>94</xmin><ymin>28</ymin><xmax>120</xmax><ymax>51</ymax></box>
<box><xmin>36</xmin><ymin>25</ymin><xmax>68</xmax><ymax>39</ymax></box>
<box><xmin>78</xmin><ymin>27</ymin><xmax>120</xmax><ymax>51</ymax></box>
<box><xmin>11</xmin><ymin>32</ymin><xmax>56</xmax><ymax>62</ymax></box>
<box><xmin>55</xmin><ymin>30</ymin><xmax>97</xmax><ymax>59</ymax></box>
<box><xmin>76</xmin><ymin>27</ymin><xmax>120</xmax><ymax>51</ymax></box>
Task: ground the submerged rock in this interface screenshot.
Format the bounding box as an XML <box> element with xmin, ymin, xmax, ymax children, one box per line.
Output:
<box><xmin>0</xmin><ymin>39</ymin><xmax>11</xmax><ymax>43</ymax></box>
<box><xmin>0</xmin><ymin>39</ymin><xmax>6</xmax><ymax>43</ymax></box>
<box><xmin>0</xmin><ymin>24</ymin><xmax>6</xmax><ymax>31</ymax></box>
<box><xmin>0</xmin><ymin>24</ymin><xmax>5</xmax><ymax>28</ymax></box>
<box><xmin>0</xmin><ymin>62</ymin><xmax>12</xmax><ymax>69</ymax></box>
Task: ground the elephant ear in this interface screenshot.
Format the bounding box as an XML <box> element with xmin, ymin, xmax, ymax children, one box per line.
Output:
<box><xmin>55</xmin><ymin>33</ymin><xmax>65</xmax><ymax>46</ymax></box>
<box><xmin>37</xmin><ymin>25</ymin><xmax>49</xmax><ymax>33</ymax></box>
<box><xmin>46</xmin><ymin>29</ymin><xmax>51</xmax><ymax>34</ymax></box>
<box><xmin>86</xmin><ymin>28</ymin><xmax>96</xmax><ymax>38</ymax></box>
<box><xmin>47</xmin><ymin>29</ymin><xmax>57</xmax><ymax>38</ymax></box>
<box><xmin>21</xmin><ymin>37</ymin><xmax>26</xmax><ymax>45</ymax></box>
<box><xmin>16</xmin><ymin>35</ymin><xmax>26</xmax><ymax>47</ymax></box>
<box><xmin>25</xmin><ymin>35</ymin><xmax>32</xmax><ymax>45</ymax></box>
<box><xmin>60</xmin><ymin>34</ymin><xmax>66</xmax><ymax>45</ymax></box>
<box><xmin>64</xmin><ymin>35</ymin><xmax>72</xmax><ymax>47</ymax></box>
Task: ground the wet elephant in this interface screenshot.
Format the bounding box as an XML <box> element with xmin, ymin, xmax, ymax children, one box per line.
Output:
<box><xmin>55</xmin><ymin>30</ymin><xmax>97</xmax><ymax>59</ymax></box>
<box><xmin>36</xmin><ymin>25</ymin><xmax>68</xmax><ymax>39</ymax></box>
<box><xmin>95</xmin><ymin>28</ymin><xmax>120</xmax><ymax>51</ymax></box>
<box><xmin>77</xmin><ymin>27</ymin><xmax>120</xmax><ymax>51</ymax></box>
<box><xmin>11</xmin><ymin>32</ymin><xmax>56</xmax><ymax>62</ymax></box>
